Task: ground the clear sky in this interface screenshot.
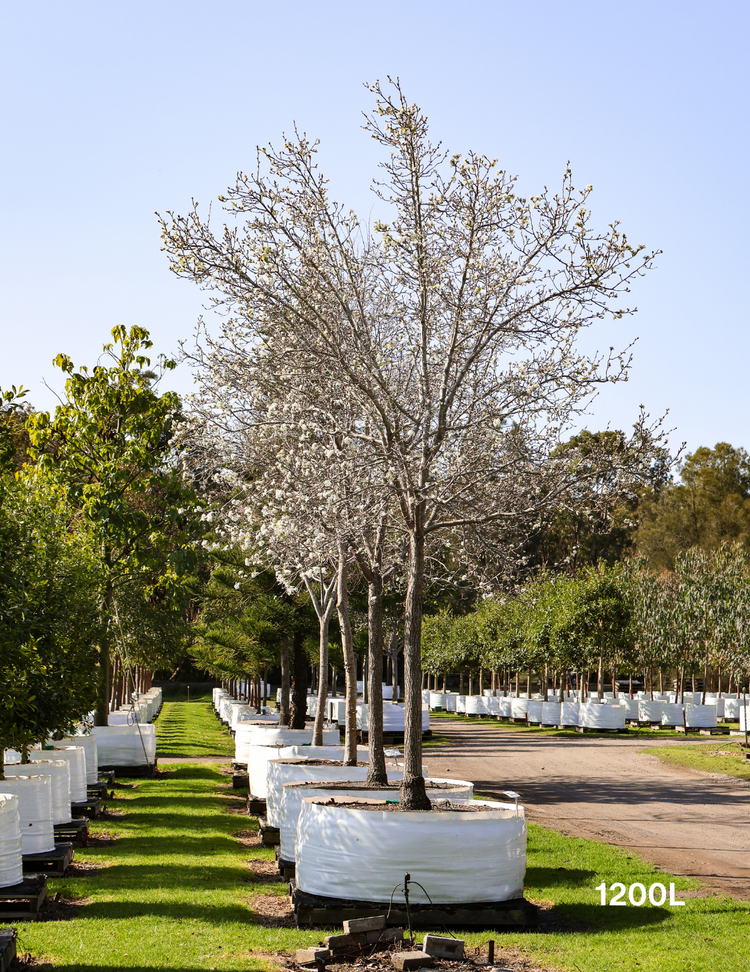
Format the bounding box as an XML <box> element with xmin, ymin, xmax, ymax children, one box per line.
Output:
<box><xmin>1</xmin><ymin>0</ymin><xmax>747</xmax><ymax>458</ymax></box>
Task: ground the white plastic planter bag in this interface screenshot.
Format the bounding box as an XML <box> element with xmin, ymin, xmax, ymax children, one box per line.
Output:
<box><xmin>326</xmin><ymin>699</ymin><xmax>347</xmax><ymax>724</ymax></box>
<box><xmin>59</xmin><ymin>734</ymin><xmax>98</xmax><ymax>784</ymax></box>
<box><xmin>280</xmin><ymin>744</ymin><xmax>370</xmax><ymax>762</ymax></box>
<box><xmin>232</xmin><ymin>706</ymin><xmax>259</xmax><ymax>730</ymax></box>
<box><xmin>619</xmin><ymin>698</ymin><xmax>639</xmax><ymax>721</ymax></box>
<box><xmin>560</xmin><ymin>701</ymin><xmax>580</xmax><ymax>726</ymax></box>
<box><xmin>0</xmin><ymin>777</ymin><xmax>55</xmax><ymax>855</ymax></box>
<box><xmin>486</xmin><ymin>697</ymin><xmax>501</xmax><ymax>716</ymax></box>
<box><xmin>527</xmin><ymin>701</ymin><xmax>544</xmax><ymax>724</ymax></box>
<box><xmin>740</xmin><ymin>702</ymin><xmax>750</xmax><ymax>732</ymax></box>
<box><xmin>429</xmin><ymin>692</ymin><xmax>447</xmax><ymax>711</ymax></box>
<box><xmin>579</xmin><ymin>702</ymin><xmax>626</xmax><ymax>730</ymax></box>
<box><xmin>444</xmin><ymin>694</ymin><xmax>458</xmax><ymax>712</ymax></box>
<box><xmin>464</xmin><ymin>696</ymin><xmax>483</xmax><ymax>716</ymax></box>
<box><xmin>456</xmin><ymin>696</ymin><xmax>466</xmax><ymax>713</ymax></box>
<box><xmin>541</xmin><ymin>701</ymin><xmax>561</xmax><ymax>725</ymax></box>
<box><xmin>0</xmin><ymin>794</ymin><xmax>23</xmax><ymax>888</ymax></box>
<box><xmin>279</xmin><ymin>777</ymin><xmax>473</xmax><ymax>863</ymax></box>
<box><xmin>709</xmin><ymin>698</ymin><xmax>725</xmax><ymax>719</ymax></box>
<box><xmin>420</xmin><ymin>690</ymin><xmax>430</xmax><ymax>704</ymax></box>
<box><xmin>497</xmin><ymin>698</ymin><xmax>512</xmax><ymax>718</ymax></box>
<box><xmin>93</xmin><ymin>725</ymin><xmax>156</xmax><ymax>766</ymax></box>
<box><xmin>382</xmin><ymin>685</ymin><xmax>394</xmax><ymax>701</ymax></box>
<box><xmin>661</xmin><ymin>703</ymin><xmax>685</xmax><ymax>727</ymax></box>
<box><xmin>267</xmin><ymin>760</ymin><xmax>372</xmax><ymax>827</ymax></box>
<box><xmin>724</xmin><ymin>698</ymin><xmax>741</xmax><ymax>720</ymax></box>
<box><xmin>9</xmin><ymin>759</ymin><xmax>72</xmax><ymax>825</ymax></box>
<box><xmin>510</xmin><ymin>698</ymin><xmax>530</xmax><ymax>720</ymax></box>
<box><xmin>638</xmin><ymin>700</ymin><xmax>665</xmax><ymax>723</ymax></box>
<box><xmin>46</xmin><ymin>747</ymin><xmax>87</xmax><ymax>803</ymax></box>
<box><xmin>684</xmin><ymin>704</ymin><xmax>717</xmax><ymax>728</ymax></box>
<box><xmin>296</xmin><ymin>798</ymin><xmax>526</xmax><ymax>904</ymax></box>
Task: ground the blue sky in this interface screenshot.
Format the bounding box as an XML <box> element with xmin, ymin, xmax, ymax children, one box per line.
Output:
<box><xmin>1</xmin><ymin>1</ymin><xmax>747</xmax><ymax>458</ymax></box>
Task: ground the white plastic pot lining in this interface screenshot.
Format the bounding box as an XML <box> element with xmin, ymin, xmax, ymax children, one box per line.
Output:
<box><xmin>45</xmin><ymin>746</ymin><xmax>87</xmax><ymax>802</ymax></box>
<box><xmin>497</xmin><ymin>698</ymin><xmax>512</xmax><ymax>718</ymax></box>
<box><xmin>724</xmin><ymin>698</ymin><xmax>741</xmax><ymax>720</ymax></box>
<box><xmin>638</xmin><ymin>700</ymin><xmax>665</xmax><ymax>723</ymax></box>
<box><xmin>684</xmin><ymin>704</ymin><xmax>717</xmax><ymax>728</ymax></box>
<box><xmin>7</xmin><ymin>759</ymin><xmax>72</xmax><ymax>824</ymax></box>
<box><xmin>356</xmin><ymin>703</ymin><xmax>429</xmax><ymax>732</ymax></box>
<box><xmin>0</xmin><ymin>776</ymin><xmax>56</xmax><ymax>855</ymax></box>
<box><xmin>510</xmin><ymin>699</ymin><xmax>530</xmax><ymax>719</ymax></box>
<box><xmin>527</xmin><ymin>701</ymin><xmax>544</xmax><ymax>724</ymax></box>
<box><xmin>429</xmin><ymin>692</ymin><xmax>447</xmax><ymax>710</ymax></box>
<box><xmin>660</xmin><ymin>703</ymin><xmax>685</xmax><ymax>727</ymax></box>
<box><xmin>233</xmin><ymin>723</ymin><xmax>308</xmax><ymax>764</ymax></box>
<box><xmin>0</xmin><ymin>794</ymin><xmax>23</xmax><ymax>888</ymax></box>
<box><xmin>295</xmin><ymin>798</ymin><xmax>526</xmax><ymax>904</ymax></box>
<box><xmin>541</xmin><ymin>701</ymin><xmax>561</xmax><ymax>725</ymax></box>
<box><xmin>326</xmin><ymin>699</ymin><xmax>348</xmax><ymax>723</ymax></box>
<box><xmin>60</xmin><ymin>734</ymin><xmax>98</xmax><ymax>785</ymax></box>
<box><xmin>560</xmin><ymin>701</ymin><xmax>580</xmax><ymax>726</ymax></box>
<box><xmin>93</xmin><ymin>725</ymin><xmax>156</xmax><ymax>766</ymax></box>
<box><xmin>579</xmin><ymin>702</ymin><xmax>626</xmax><ymax>730</ymax></box>
<box><xmin>464</xmin><ymin>696</ymin><xmax>487</xmax><ymax>716</ymax></box>
<box><xmin>456</xmin><ymin>696</ymin><xmax>466</xmax><ymax>713</ymax></box>
<box><xmin>266</xmin><ymin>761</ymin><xmax>377</xmax><ymax>827</ymax></box>
<box><xmin>279</xmin><ymin>745</ymin><xmax>369</xmax><ymax>761</ymax></box>
<box><xmin>279</xmin><ymin>776</ymin><xmax>473</xmax><ymax>863</ymax></box>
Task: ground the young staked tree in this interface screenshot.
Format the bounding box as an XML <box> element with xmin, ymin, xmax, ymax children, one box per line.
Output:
<box><xmin>162</xmin><ymin>80</ymin><xmax>661</xmax><ymax>808</ymax></box>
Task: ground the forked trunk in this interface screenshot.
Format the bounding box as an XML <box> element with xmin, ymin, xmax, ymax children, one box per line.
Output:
<box><xmin>400</xmin><ymin>528</ymin><xmax>430</xmax><ymax>811</ymax></box>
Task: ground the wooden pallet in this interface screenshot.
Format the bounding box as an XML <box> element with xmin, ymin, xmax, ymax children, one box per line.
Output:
<box><xmin>258</xmin><ymin>817</ymin><xmax>280</xmax><ymax>846</ymax></box>
<box><xmin>87</xmin><ymin>781</ymin><xmax>109</xmax><ymax>800</ymax></box>
<box><xmin>98</xmin><ymin>770</ymin><xmax>116</xmax><ymax>786</ymax></box>
<box><xmin>291</xmin><ymin>885</ymin><xmax>538</xmax><ymax>930</ymax></box>
<box><xmin>53</xmin><ymin>818</ymin><xmax>89</xmax><ymax>847</ymax></box>
<box><xmin>72</xmin><ymin>796</ymin><xmax>102</xmax><ymax>820</ymax></box>
<box><xmin>0</xmin><ymin>928</ymin><xmax>17</xmax><ymax>972</ymax></box>
<box><xmin>247</xmin><ymin>796</ymin><xmax>267</xmax><ymax>817</ymax></box>
<box><xmin>675</xmin><ymin>725</ymin><xmax>731</xmax><ymax>735</ymax></box>
<box><xmin>574</xmin><ymin>726</ymin><xmax>629</xmax><ymax>734</ymax></box>
<box><xmin>278</xmin><ymin>856</ymin><xmax>295</xmax><ymax>880</ymax></box>
<box><xmin>0</xmin><ymin>875</ymin><xmax>47</xmax><ymax>922</ymax></box>
<box><xmin>22</xmin><ymin>843</ymin><xmax>74</xmax><ymax>877</ymax></box>
<box><xmin>98</xmin><ymin>762</ymin><xmax>157</xmax><ymax>779</ymax></box>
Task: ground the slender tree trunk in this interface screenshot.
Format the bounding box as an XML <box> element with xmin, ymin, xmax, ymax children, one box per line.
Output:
<box><xmin>312</xmin><ymin>615</ymin><xmax>332</xmax><ymax>746</ymax></box>
<box><xmin>400</xmin><ymin>528</ymin><xmax>429</xmax><ymax>810</ymax></box>
<box><xmin>336</xmin><ymin>547</ymin><xmax>358</xmax><ymax>766</ymax></box>
<box><xmin>279</xmin><ymin>634</ymin><xmax>291</xmax><ymax>726</ymax></box>
<box><xmin>95</xmin><ymin>574</ymin><xmax>114</xmax><ymax>726</ymax></box>
<box><xmin>365</xmin><ymin>573</ymin><xmax>388</xmax><ymax>785</ymax></box>
<box><xmin>290</xmin><ymin>629</ymin><xmax>308</xmax><ymax>729</ymax></box>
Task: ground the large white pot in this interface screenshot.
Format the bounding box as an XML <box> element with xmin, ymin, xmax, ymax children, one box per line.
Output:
<box><xmin>579</xmin><ymin>702</ymin><xmax>626</xmax><ymax>730</ymax></box>
<box><xmin>63</xmin><ymin>734</ymin><xmax>98</xmax><ymax>784</ymax></box>
<box><xmin>429</xmin><ymin>692</ymin><xmax>447</xmax><ymax>711</ymax></box>
<box><xmin>497</xmin><ymin>698</ymin><xmax>512</xmax><ymax>718</ymax></box>
<box><xmin>279</xmin><ymin>745</ymin><xmax>369</xmax><ymax>761</ymax></box>
<box><xmin>326</xmin><ymin>699</ymin><xmax>348</xmax><ymax>724</ymax></box>
<box><xmin>444</xmin><ymin>694</ymin><xmax>458</xmax><ymax>712</ymax></box>
<box><xmin>541</xmin><ymin>701</ymin><xmax>561</xmax><ymax>725</ymax></box>
<box><xmin>510</xmin><ymin>698</ymin><xmax>530</xmax><ymax>720</ymax></box>
<box><xmin>527</xmin><ymin>701</ymin><xmax>544</xmax><ymax>724</ymax></box>
<box><xmin>279</xmin><ymin>777</ymin><xmax>473</xmax><ymax>863</ymax></box>
<box><xmin>618</xmin><ymin>698</ymin><xmax>639</xmax><ymax>720</ymax></box>
<box><xmin>93</xmin><ymin>725</ymin><xmax>157</xmax><ymax>766</ymax></box>
<box><xmin>356</xmin><ymin>703</ymin><xmax>429</xmax><ymax>732</ymax></box>
<box><xmin>0</xmin><ymin>777</ymin><xmax>55</xmax><ymax>854</ymax></box>
<box><xmin>708</xmin><ymin>698</ymin><xmax>725</xmax><ymax>719</ymax></box>
<box><xmin>0</xmin><ymin>794</ymin><xmax>23</xmax><ymax>888</ymax></box>
<box><xmin>660</xmin><ymin>703</ymin><xmax>685</xmax><ymax>726</ymax></box>
<box><xmin>234</xmin><ymin>725</ymin><xmax>314</xmax><ymax>765</ymax></box>
<box><xmin>486</xmin><ymin>697</ymin><xmax>501</xmax><ymax>716</ymax></box>
<box><xmin>740</xmin><ymin>702</ymin><xmax>750</xmax><ymax>732</ymax></box>
<box><xmin>266</xmin><ymin>760</ymin><xmax>371</xmax><ymax>827</ymax></box>
<box><xmin>464</xmin><ymin>696</ymin><xmax>484</xmax><ymax>716</ymax></box>
<box><xmin>560</xmin><ymin>701</ymin><xmax>580</xmax><ymax>726</ymax></box>
<box><xmin>684</xmin><ymin>704</ymin><xmax>717</xmax><ymax>728</ymax></box>
<box><xmin>296</xmin><ymin>798</ymin><xmax>526</xmax><ymax>904</ymax></box>
<box><xmin>638</xmin><ymin>700</ymin><xmax>665</xmax><ymax>723</ymax></box>
<box><xmin>6</xmin><ymin>759</ymin><xmax>72</xmax><ymax>824</ymax></box>
<box><xmin>724</xmin><ymin>698</ymin><xmax>741</xmax><ymax>720</ymax></box>
<box><xmin>45</xmin><ymin>746</ymin><xmax>87</xmax><ymax>803</ymax></box>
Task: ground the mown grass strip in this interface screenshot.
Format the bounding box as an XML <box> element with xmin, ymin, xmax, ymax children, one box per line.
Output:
<box><xmin>646</xmin><ymin>741</ymin><xmax>750</xmax><ymax>781</ymax></box>
<box><xmin>155</xmin><ymin>697</ymin><xmax>235</xmax><ymax>759</ymax></box>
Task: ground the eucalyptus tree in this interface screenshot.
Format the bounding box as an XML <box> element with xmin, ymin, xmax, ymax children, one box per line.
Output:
<box><xmin>162</xmin><ymin>80</ymin><xmax>661</xmax><ymax>807</ymax></box>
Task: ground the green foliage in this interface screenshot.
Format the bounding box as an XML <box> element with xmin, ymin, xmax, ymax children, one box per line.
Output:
<box><xmin>638</xmin><ymin>442</ymin><xmax>750</xmax><ymax>569</ymax></box>
<box><xmin>0</xmin><ymin>470</ymin><xmax>101</xmax><ymax>761</ymax></box>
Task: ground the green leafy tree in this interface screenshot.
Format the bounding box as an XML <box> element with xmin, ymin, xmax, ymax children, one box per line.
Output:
<box><xmin>27</xmin><ymin>326</ymin><xmax>200</xmax><ymax>724</ymax></box>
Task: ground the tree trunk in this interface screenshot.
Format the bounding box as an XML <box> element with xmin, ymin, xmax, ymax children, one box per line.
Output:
<box><xmin>365</xmin><ymin>573</ymin><xmax>388</xmax><ymax>785</ymax></box>
<box><xmin>312</xmin><ymin>614</ymin><xmax>331</xmax><ymax>746</ymax></box>
<box><xmin>95</xmin><ymin>575</ymin><xmax>114</xmax><ymax>726</ymax></box>
<box><xmin>336</xmin><ymin>546</ymin><xmax>358</xmax><ymax>766</ymax></box>
<box><xmin>400</xmin><ymin>528</ymin><xmax>429</xmax><ymax>810</ymax></box>
<box><xmin>290</xmin><ymin>629</ymin><xmax>308</xmax><ymax>729</ymax></box>
<box><xmin>279</xmin><ymin>634</ymin><xmax>291</xmax><ymax>726</ymax></box>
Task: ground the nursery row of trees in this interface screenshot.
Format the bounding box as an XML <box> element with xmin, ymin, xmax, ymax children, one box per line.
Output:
<box><xmin>422</xmin><ymin>545</ymin><xmax>750</xmax><ymax>704</ymax></box>
<box><xmin>0</xmin><ymin>328</ymin><xmax>201</xmax><ymax>774</ymax></box>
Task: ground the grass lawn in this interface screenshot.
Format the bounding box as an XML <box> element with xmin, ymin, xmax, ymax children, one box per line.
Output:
<box><xmin>155</xmin><ymin>694</ymin><xmax>235</xmax><ymax>759</ymax></box>
<box><xmin>646</xmin><ymin>740</ymin><xmax>750</xmax><ymax>781</ymax></box>
<box><xmin>16</xmin><ymin>699</ymin><xmax>750</xmax><ymax>971</ymax></box>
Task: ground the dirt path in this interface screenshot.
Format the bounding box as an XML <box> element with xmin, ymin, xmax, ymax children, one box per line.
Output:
<box><xmin>424</xmin><ymin>721</ymin><xmax>750</xmax><ymax>899</ymax></box>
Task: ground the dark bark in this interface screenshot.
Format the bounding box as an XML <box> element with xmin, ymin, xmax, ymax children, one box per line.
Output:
<box><xmin>365</xmin><ymin>573</ymin><xmax>388</xmax><ymax>785</ymax></box>
<box><xmin>94</xmin><ymin>575</ymin><xmax>114</xmax><ymax>726</ymax></box>
<box><xmin>290</xmin><ymin>629</ymin><xmax>308</xmax><ymax>729</ymax></box>
<box><xmin>336</xmin><ymin>547</ymin><xmax>358</xmax><ymax>766</ymax></box>
<box><xmin>400</xmin><ymin>527</ymin><xmax>430</xmax><ymax>810</ymax></box>
<box><xmin>279</xmin><ymin>634</ymin><xmax>291</xmax><ymax>726</ymax></box>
